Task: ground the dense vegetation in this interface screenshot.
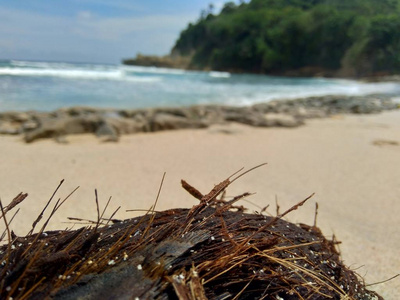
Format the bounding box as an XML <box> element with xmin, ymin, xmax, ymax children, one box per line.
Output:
<box><xmin>172</xmin><ymin>0</ymin><xmax>400</xmax><ymax>77</ymax></box>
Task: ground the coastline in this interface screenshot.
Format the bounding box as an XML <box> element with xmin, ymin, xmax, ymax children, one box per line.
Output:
<box><xmin>122</xmin><ymin>54</ymin><xmax>400</xmax><ymax>81</ymax></box>
<box><xmin>0</xmin><ymin>94</ymin><xmax>398</xmax><ymax>143</ymax></box>
<box><xmin>0</xmin><ymin>108</ymin><xmax>399</xmax><ymax>297</ymax></box>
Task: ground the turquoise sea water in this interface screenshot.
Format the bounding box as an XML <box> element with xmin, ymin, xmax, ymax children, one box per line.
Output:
<box><xmin>1</xmin><ymin>59</ymin><xmax>399</xmax><ymax>112</ymax></box>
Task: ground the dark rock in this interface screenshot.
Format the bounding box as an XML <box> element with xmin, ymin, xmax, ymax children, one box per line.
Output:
<box><xmin>347</xmin><ymin>97</ymin><xmax>384</xmax><ymax>114</ymax></box>
<box><xmin>255</xmin><ymin>95</ymin><xmax>397</xmax><ymax>116</ymax></box>
<box><xmin>0</xmin><ymin>121</ymin><xmax>21</xmax><ymax>135</ymax></box>
<box><xmin>105</xmin><ymin>117</ymin><xmax>147</xmax><ymax>134</ymax></box>
<box><xmin>295</xmin><ymin>107</ymin><xmax>328</xmax><ymax>119</ymax></box>
<box><xmin>123</xmin><ymin>53</ymin><xmax>190</xmax><ymax>69</ymax></box>
<box><xmin>95</xmin><ymin>122</ymin><xmax>119</xmax><ymax>142</ymax></box>
<box><xmin>0</xmin><ymin>93</ymin><xmax>397</xmax><ymax>143</ymax></box>
<box><xmin>153</xmin><ymin>107</ymin><xmax>190</xmax><ymax>118</ymax></box>
<box><xmin>264</xmin><ymin>113</ymin><xmax>303</xmax><ymax>127</ymax></box>
<box><xmin>24</xmin><ymin>116</ymin><xmax>100</xmax><ymax>143</ymax></box>
<box><xmin>192</xmin><ymin>105</ymin><xmax>226</xmax><ymax>124</ymax></box>
<box><xmin>150</xmin><ymin>112</ymin><xmax>208</xmax><ymax>131</ymax></box>
<box><xmin>22</xmin><ymin>120</ymin><xmax>39</xmax><ymax>131</ymax></box>
<box><xmin>222</xmin><ymin>107</ymin><xmax>269</xmax><ymax>127</ymax></box>
<box><xmin>0</xmin><ymin>111</ymin><xmax>31</xmax><ymax>123</ymax></box>
<box><xmin>117</xmin><ymin>109</ymin><xmax>148</xmax><ymax>119</ymax></box>
<box><xmin>222</xmin><ymin>107</ymin><xmax>303</xmax><ymax>128</ymax></box>
<box><xmin>252</xmin><ymin>102</ymin><xmax>279</xmax><ymax>114</ymax></box>
<box><xmin>57</xmin><ymin>106</ymin><xmax>103</xmax><ymax>117</ymax></box>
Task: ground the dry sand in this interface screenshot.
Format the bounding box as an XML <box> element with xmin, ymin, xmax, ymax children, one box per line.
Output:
<box><xmin>0</xmin><ymin>110</ymin><xmax>399</xmax><ymax>298</ymax></box>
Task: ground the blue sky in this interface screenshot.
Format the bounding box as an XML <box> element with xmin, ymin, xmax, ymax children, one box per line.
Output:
<box><xmin>0</xmin><ymin>0</ymin><xmax>234</xmax><ymax>64</ymax></box>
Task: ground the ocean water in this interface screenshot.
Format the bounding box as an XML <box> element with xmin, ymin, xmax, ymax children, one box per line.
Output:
<box><xmin>0</xmin><ymin>59</ymin><xmax>399</xmax><ymax>112</ymax></box>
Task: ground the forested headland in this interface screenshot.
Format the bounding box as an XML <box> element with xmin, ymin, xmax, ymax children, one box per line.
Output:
<box><xmin>123</xmin><ymin>0</ymin><xmax>400</xmax><ymax>78</ymax></box>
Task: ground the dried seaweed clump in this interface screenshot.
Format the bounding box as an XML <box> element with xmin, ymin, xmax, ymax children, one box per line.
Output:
<box><xmin>0</xmin><ymin>168</ymin><xmax>382</xmax><ymax>299</ymax></box>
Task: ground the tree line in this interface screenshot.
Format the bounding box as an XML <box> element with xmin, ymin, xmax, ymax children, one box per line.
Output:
<box><xmin>172</xmin><ymin>0</ymin><xmax>400</xmax><ymax>77</ymax></box>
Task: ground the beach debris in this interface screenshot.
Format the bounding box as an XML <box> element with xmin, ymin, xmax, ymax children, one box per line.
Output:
<box><xmin>372</xmin><ymin>139</ymin><xmax>399</xmax><ymax>147</ymax></box>
<box><xmin>0</xmin><ymin>169</ymin><xmax>384</xmax><ymax>299</ymax></box>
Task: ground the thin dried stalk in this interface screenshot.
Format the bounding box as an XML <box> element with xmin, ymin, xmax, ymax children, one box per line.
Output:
<box><xmin>28</xmin><ymin>179</ymin><xmax>65</xmax><ymax>235</ymax></box>
<box><xmin>1</xmin><ymin>193</ymin><xmax>28</xmax><ymax>218</ymax></box>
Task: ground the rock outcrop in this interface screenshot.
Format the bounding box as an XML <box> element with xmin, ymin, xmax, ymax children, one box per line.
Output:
<box><xmin>0</xmin><ymin>94</ymin><xmax>397</xmax><ymax>143</ymax></box>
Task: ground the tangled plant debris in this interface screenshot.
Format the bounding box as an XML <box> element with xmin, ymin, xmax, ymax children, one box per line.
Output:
<box><xmin>0</xmin><ymin>166</ymin><xmax>383</xmax><ymax>299</ymax></box>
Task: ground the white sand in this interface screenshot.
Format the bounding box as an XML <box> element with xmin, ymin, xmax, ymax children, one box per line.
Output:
<box><xmin>0</xmin><ymin>110</ymin><xmax>399</xmax><ymax>298</ymax></box>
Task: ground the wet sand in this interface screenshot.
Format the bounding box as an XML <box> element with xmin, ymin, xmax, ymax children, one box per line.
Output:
<box><xmin>0</xmin><ymin>110</ymin><xmax>399</xmax><ymax>298</ymax></box>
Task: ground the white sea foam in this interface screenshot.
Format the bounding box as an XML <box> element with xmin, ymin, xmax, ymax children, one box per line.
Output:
<box><xmin>0</xmin><ymin>67</ymin><xmax>161</xmax><ymax>83</ymax></box>
<box><xmin>10</xmin><ymin>60</ymin><xmax>76</xmax><ymax>69</ymax></box>
<box><xmin>1</xmin><ymin>60</ymin><xmax>400</xmax><ymax>112</ymax></box>
<box><xmin>222</xmin><ymin>81</ymin><xmax>400</xmax><ymax>107</ymax></box>
<box><xmin>209</xmin><ymin>71</ymin><xmax>231</xmax><ymax>78</ymax></box>
<box><xmin>122</xmin><ymin>65</ymin><xmax>188</xmax><ymax>75</ymax></box>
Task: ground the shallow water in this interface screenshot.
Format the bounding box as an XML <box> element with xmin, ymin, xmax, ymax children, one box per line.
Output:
<box><xmin>1</xmin><ymin>59</ymin><xmax>399</xmax><ymax>111</ymax></box>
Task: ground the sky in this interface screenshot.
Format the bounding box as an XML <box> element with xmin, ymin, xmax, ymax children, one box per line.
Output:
<box><xmin>0</xmin><ymin>0</ymin><xmax>234</xmax><ymax>64</ymax></box>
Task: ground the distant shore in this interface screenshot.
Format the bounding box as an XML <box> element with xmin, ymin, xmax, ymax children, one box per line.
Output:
<box><xmin>122</xmin><ymin>54</ymin><xmax>400</xmax><ymax>81</ymax></box>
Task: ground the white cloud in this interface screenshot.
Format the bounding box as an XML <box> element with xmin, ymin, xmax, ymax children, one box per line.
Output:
<box><xmin>77</xmin><ymin>10</ymin><xmax>93</xmax><ymax>20</ymax></box>
<box><xmin>74</xmin><ymin>13</ymin><xmax>193</xmax><ymax>41</ymax></box>
<box><xmin>0</xmin><ymin>6</ymin><xmax>197</xmax><ymax>63</ymax></box>
<box><xmin>72</xmin><ymin>0</ymin><xmax>147</xmax><ymax>13</ymax></box>
<box><xmin>212</xmin><ymin>1</ymin><xmax>226</xmax><ymax>13</ymax></box>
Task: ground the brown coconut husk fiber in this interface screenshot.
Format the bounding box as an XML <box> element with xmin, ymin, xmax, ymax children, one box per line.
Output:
<box><xmin>0</xmin><ymin>165</ymin><xmax>383</xmax><ymax>299</ymax></box>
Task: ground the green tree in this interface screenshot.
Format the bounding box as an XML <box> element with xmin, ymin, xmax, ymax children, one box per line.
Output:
<box><xmin>171</xmin><ymin>0</ymin><xmax>400</xmax><ymax>77</ymax></box>
<box><xmin>350</xmin><ymin>15</ymin><xmax>400</xmax><ymax>74</ymax></box>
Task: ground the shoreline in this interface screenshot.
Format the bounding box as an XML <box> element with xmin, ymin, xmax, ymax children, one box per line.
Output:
<box><xmin>122</xmin><ymin>54</ymin><xmax>400</xmax><ymax>82</ymax></box>
<box><xmin>0</xmin><ymin>94</ymin><xmax>398</xmax><ymax>143</ymax></box>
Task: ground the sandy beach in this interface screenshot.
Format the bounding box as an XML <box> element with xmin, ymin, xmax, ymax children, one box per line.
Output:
<box><xmin>0</xmin><ymin>110</ymin><xmax>399</xmax><ymax>298</ymax></box>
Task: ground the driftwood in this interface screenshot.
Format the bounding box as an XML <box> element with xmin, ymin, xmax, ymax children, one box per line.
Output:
<box><xmin>0</xmin><ymin>167</ymin><xmax>383</xmax><ymax>299</ymax></box>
